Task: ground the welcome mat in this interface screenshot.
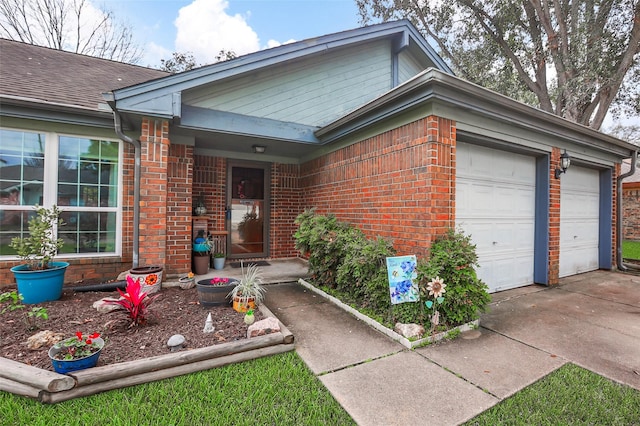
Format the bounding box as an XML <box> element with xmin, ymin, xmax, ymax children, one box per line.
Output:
<box><xmin>229</xmin><ymin>261</ymin><xmax>271</xmax><ymax>268</ymax></box>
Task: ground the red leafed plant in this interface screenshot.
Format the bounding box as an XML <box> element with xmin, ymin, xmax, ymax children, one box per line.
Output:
<box><xmin>108</xmin><ymin>275</ymin><xmax>159</xmax><ymax>327</ymax></box>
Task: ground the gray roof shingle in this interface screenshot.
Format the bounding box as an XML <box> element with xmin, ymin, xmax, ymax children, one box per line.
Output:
<box><xmin>0</xmin><ymin>38</ymin><xmax>168</xmax><ymax>111</ymax></box>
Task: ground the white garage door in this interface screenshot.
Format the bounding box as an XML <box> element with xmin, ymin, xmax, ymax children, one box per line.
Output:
<box><xmin>456</xmin><ymin>142</ymin><xmax>536</xmax><ymax>293</ymax></box>
<box><xmin>559</xmin><ymin>166</ymin><xmax>600</xmax><ymax>277</ymax></box>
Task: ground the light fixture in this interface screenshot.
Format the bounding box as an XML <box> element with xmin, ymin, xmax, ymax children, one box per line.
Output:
<box><xmin>554</xmin><ymin>149</ymin><xmax>571</xmax><ymax>179</ymax></box>
<box><xmin>252</xmin><ymin>145</ymin><xmax>266</xmax><ymax>154</ymax></box>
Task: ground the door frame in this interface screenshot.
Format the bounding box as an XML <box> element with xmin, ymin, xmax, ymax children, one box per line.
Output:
<box><xmin>226</xmin><ymin>160</ymin><xmax>271</xmax><ymax>259</ymax></box>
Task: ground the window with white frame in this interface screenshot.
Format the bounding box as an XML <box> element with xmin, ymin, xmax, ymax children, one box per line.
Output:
<box><xmin>0</xmin><ymin>128</ymin><xmax>121</xmax><ymax>256</ymax></box>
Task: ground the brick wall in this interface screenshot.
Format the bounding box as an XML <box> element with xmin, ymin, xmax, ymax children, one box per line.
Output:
<box><xmin>548</xmin><ymin>147</ymin><xmax>561</xmax><ymax>285</ymax></box>
<box><xmin>623</xmin><ymin>183</ymin><xmax>640</xmax><ymax>241</ymax></box>
<box><xmin>299</xmin><ymin>116</ymin><xmax>455</xmax><ymax>258</ymax></box>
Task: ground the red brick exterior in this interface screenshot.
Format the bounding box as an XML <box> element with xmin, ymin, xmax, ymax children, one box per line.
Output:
<box><xmin>0</xmin><ymin>115</ymin><xmax>622</xmax><ymax>287</ymax></box>
<box><xmin>548</xmin><ymin>147</ymin><xmax>562</xmax><ymax>285</ymax></box>
<box><xmin>299</xmin><ymin>116</ymin><xmax>455</xmax><ymax>258</ymax></box>
<box><xmin>623</xmin><ymin>182</ymin><xmax>640</xmax><ymax>241</ymax></box>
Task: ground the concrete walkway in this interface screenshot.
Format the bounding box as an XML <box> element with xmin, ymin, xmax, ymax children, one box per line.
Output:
<box><xmin>264</xmin><ymin>270</ymin><xmax>640</xmax><ymax>426</ymax></box>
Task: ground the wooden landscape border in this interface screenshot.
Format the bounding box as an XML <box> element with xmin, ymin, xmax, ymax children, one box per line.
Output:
<box><xmin>0</xmin><ymin>304</ymin><xmax>294</xmax><ymax>404</ymax></box>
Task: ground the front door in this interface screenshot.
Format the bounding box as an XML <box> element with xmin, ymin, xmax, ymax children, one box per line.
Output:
<box><xmin>227</xmin><ymin>162</ymin><xmax>270</xmax><ymax>258</ymax></box>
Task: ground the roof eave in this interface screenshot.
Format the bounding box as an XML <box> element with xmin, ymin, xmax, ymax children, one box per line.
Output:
<box><xmin>317</xmin><ymin>68</ymin><xmax>637</xmax><ymax>157</ymax></box>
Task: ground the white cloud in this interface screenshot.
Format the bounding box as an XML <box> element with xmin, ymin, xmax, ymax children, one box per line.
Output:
<box><xmin>141</xmin><ymin>42</ymin><xmax>173</xmax><ymax>69</ymax></box>
<box><xmin>174</xmin><ymin>0</ymin><xmax>260</xmax><ymax>64</ymax></box>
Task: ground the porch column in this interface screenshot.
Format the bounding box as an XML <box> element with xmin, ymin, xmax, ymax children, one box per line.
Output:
<box><xmin>138</xmin><ymin>118</ymin><xmax>170</xmax><ymax>267</ymax></box>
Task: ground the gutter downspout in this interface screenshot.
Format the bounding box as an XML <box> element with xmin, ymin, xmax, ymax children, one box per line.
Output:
<box><xmin>617</xmin><ymin>150</ymin><xmax>637</xmax><ymax>272</ymax></box>
<box><xmin>113</xmin><ymin>112</ymin><xmax>140</xmax><ymax>268</ymax></box>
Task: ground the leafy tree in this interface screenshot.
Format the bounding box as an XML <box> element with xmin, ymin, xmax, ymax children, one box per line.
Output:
<box><xmin>160</xmin><ymin>49</ymin><xmax>237</xmax><ymax>74</ymax></box>
<box><xmin>0</xmin><ymin>0</ymin><xmax>142</xmax><ymax>63</ymax></box>
<box><xmin>160</xmin><ymin>51</ymin><xmax>199</xmax><ymax>74</ymax></box>
<box><xmin>357</xmin><ymin>0</ymin><xmax>640</xmax><ymax>129</ymax></box>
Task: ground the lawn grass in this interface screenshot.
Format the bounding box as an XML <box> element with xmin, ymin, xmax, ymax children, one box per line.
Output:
<box><xmin>466</xmin><ymin>363</ymin><xmax>640</xmax><ymax>425</ymax></box>
<box><xmin>0</xmin><ymin>351</ymin><xmax>355</xmax><ymax>426</ymax></box>
<box><xmin>622</xmin><ymin>240</ymin><xmax>640</xmax><ymax>260</ymax></box>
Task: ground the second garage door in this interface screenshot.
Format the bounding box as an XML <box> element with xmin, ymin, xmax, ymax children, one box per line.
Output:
<box><xmin>456</xmin><ymin>142</ymin><xmax>536</xmax><ymax>293</ymax></box>
<box><xmin>559</xmin><ymin>166</ymin><xmax>600</xmax><ymax>277</ymax></box>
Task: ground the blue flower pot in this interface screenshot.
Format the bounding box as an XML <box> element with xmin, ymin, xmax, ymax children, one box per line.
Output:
<box><xmin>10</xmin><ymin>261</ymin><xmax>69</xmax><ymax>304</ymax></box>
<box><xmin>48</xmin><ymin>337</ymin><xmax>104</xmax><ymax>374</ymax></box>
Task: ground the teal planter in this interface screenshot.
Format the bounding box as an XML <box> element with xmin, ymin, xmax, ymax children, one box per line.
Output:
<box><xmin>10</xmin><ymin>261</ymin><xmax>69</xmax><ymax>304</ymax></box>
<box><xmin>49</xmin><ymin>337</ymin><xmax>104</xmax><ymax>374</ymax></box>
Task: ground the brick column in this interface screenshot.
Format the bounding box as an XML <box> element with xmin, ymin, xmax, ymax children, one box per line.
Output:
<box><xmin>548</xmin><ymin>147</ymin><xmax>561</xmax><ymax>284</ymax></box>
<box><xmin>139</xmin><ymin>118</ymin><xmax>170</xmax><ymax>267</ymax></box>
<box><xmin>166</xmin><ymin>144</ymin><xmax>194</xmax><ymax>275</ymax></box>
<box><xmin>425</xmin><ymin>116</ymin><xmax>456</xmax><ymax>237</ymax></box>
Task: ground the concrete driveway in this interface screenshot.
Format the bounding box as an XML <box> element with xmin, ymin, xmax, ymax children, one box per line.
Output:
<box><xmin>265</xmin><ymin>269</ymin><xmax>640</xmax><ymax>425</ymax></box>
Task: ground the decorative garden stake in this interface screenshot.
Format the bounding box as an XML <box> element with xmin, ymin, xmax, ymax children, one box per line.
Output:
<box><xmin>203</xmin><ymin>313</ymin><xmax>214</xmax><ymax>333</ymax></box>
<box><xmin>425</xmin><ymin>276</ymin><xmax>447</xmax><ymax>332</ymax></box>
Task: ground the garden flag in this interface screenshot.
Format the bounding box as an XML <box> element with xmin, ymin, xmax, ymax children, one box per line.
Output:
<box><xmin>386</xmin><ymin>255</ymin><xmax>419</xmax><ymax>304</ymax></box>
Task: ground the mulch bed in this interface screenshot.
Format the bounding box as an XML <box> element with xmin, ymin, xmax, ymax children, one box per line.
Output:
<box><xmin>0</xmin><ymin>285</ymin><xmax>263</xmax><ymax>371</ymax></box>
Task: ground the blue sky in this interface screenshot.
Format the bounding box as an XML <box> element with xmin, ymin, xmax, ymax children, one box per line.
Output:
<box><xmin>105</xmin><ymin>0</ymin><xmax>362</xmax><ymax>68</ymax></box>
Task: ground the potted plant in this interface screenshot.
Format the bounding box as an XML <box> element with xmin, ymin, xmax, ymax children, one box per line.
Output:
<box><xmin>192</xmin><ymin>231</ymin><xmax>212</xmax><ymax>275</ymax></box>
<box><xmin>228</xmin><ymin>263</ymin><xmax>266</xmax><ymax>312</ymax></box>
<box><xmin>48</xmin><ymin>331</ymin><xmax>104</xmax><ymax>374</ymax></box>
<box><xmin>212</xmin><ymin>252</ymin><xmax>226</xmax><ymax>270</ymax></box>
<box><xmin>196</xmin><ymin>277</ymin><xmax>239</xmax><ymax>306</ymax></box>
<box><xmin>9</xmin><ymin>205</ymin><xmax>69</xmax><ymax>304</ymax></box>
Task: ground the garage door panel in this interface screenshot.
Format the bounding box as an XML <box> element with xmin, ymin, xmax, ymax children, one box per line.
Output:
<box><xmin>559</xmin><ymin>166</ymin><xmax>600</xmax><ymax>278</ymax></box>
<box><xmin>477</xmin><ymin>254</ymin><xmax>534</xmax><ymax>292</ymax></box>
<box><xmin>456</xmin><ymin>142</ymin><xmax>536</xmax><ymax>293</ymax></box>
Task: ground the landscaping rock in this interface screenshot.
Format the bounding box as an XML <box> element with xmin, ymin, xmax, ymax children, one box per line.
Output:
<box><xmin>247</xmin><ymin>317</ymin><xmax>280</xmax><ymax>338</ymax></box>
<box><xmin>26</xmin><ymin>330</ymin><xmax>64</xmax><ymax>350</ymax></box>
<box><xmin>93</xmin><ymin>297</ymin><xmax>122</xmax><ymax>313</ymax></box>
<box><xmin>394</xmin><ymin>323</ymin><xmax>425</xmax><ymax>339</ymax></box>
<box><xmin>167</xmin><ymin>334</ymin><xmax>186</xmax><ymax>351</ymax></box>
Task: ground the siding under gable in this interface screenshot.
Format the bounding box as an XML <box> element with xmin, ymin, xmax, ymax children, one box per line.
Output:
<box><xmin>183</xmin><ymin>40</ymin><xmax>393</xmax><ymax>127</ymax></box>
<box><xmin>398</xmin><ymin>49</ymin><xmax>426</xmax><ymax>84</ymax></box>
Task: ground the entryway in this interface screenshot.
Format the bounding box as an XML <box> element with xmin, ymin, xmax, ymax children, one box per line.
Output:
<box><xmin>227</xmin><ymin>161</ymin><xmax>270</xmax><ymax>258</ymax></box>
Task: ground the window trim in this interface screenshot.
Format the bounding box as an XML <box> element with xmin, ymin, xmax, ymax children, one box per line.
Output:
<box><xmin>0</xmin><ymin>127</ymin><xmax>123</xmax><ymax>259</ymax></box>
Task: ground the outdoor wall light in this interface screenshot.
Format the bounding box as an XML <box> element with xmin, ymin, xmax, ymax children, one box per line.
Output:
<box><xmin>554</xmin><ymin>149</ymin><xmax>571</xmax><ymax>179</ymax></box>
<box><xmin>253</xmin><ymin>145</ymin><xmax>266</xmax><ymax>154</ymax></box>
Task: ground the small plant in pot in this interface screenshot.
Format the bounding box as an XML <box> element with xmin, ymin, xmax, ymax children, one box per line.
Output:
<box><xmin>212</xmin><ymin>252</ymin><xmax>226</xmax><ymax>270</ymax></box>
<box><xmin>228</xmin><ymin>263</ymin><xmax>266</xmax><ymax>312</ymax></box>
<box><xmin>48</xmin><ymin>331</ymin><xmax>104</xmax><ymax>373</ymax></box>
<box><xmin>9</xmin><ymin>205</ymin><xmax>69</xmax><ymax>304</ymax></box>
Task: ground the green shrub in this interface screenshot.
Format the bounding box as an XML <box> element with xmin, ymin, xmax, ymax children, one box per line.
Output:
<box><xmin>294</xmin><ymin>209</ymin><xmax>365</xmax><ymax>289</ymax></box>
<box><xmin>294</xmin><ymin>211</ymin><xmax>490</xmax><ymax>333</ymax></box>
<box><xmin>336</xmin><ymin>236</ymin><xmax>396</xmax><ymax>311</ymax></box>
<box><xmin>417</xmin><ymin>229</ymin><xmax>491</xmax><ymax>327</ymax></box>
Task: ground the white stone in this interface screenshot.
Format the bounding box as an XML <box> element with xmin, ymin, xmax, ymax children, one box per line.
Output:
<box><xmin>247</xmin><ymin>317</ymin><xmax>280</xmax><ymax>338</ymax></box>
<box><xmin>167</xmin><ymin>334</ymin><xmax>185</xmax><ymax>351</ymax></box>
<box><xmin>394</xmin><ymin>323</ymin><xmax>425</xmax><ymax>340</ymax></box>
<box><xmin>93</xmin><ymin>297</ymin><xmax>122</xmax><ymax>313</ymax></box>
<box><xmin>26</xmin><ymin>330</ymin><xmax>64</xmax><ymax>350</ymax></box>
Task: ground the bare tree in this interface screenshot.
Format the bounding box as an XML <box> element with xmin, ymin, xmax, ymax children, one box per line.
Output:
<box><xmin>357</xmin><ymin>0</ymin><xmax>640</xmax><ymax>130</ymax></box>
<box><xmin>0</xmin><ymin>0</ymin><xmax>142</xmax><ymax>63</ymax></box>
